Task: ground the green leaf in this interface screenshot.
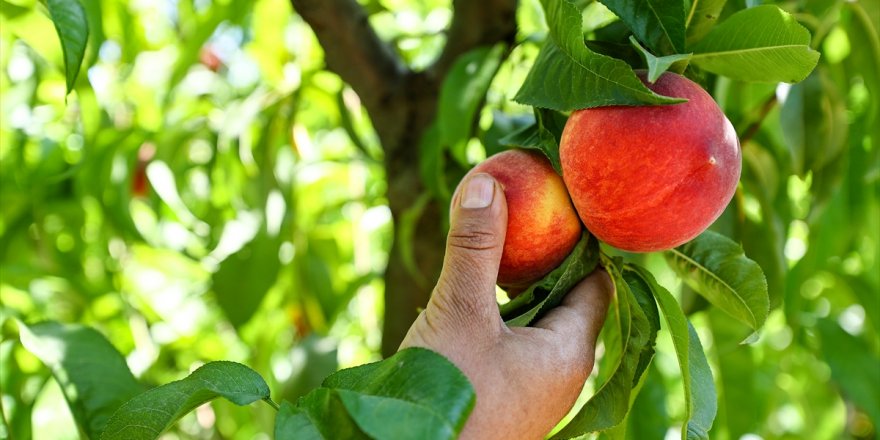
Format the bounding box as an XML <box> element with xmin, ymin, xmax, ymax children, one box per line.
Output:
<box><xmin>816</xmin><ymin>319</ymin><xmax>880</xmax><ymax>427</ymax></box>
<box><xmin>277</xmin><ymin>389</ymin><xmax>370</xmax><ymax>439</ymax></box>
<box><xmin>682</xmin><ymin>321</ymin><xmax>717</xmax><ymax>439</ymax></box>
<box><xmin>499</xmin><ymin>108</ymin><xmax>568</xmax><ymax>175</ymax></box>
<box><xmin>213</xmin><ymin>229</ymin><xmax>283</xmax><ymax>327</ymax></box>
<box><xmin>46</xmin><ymin>0</ymin><xmax>89</xmax><ymax>94</ymax></box>
<box><xmin>419</xmin><ymin>123</ymin><xmax>451</xmax><ymax>200</ymax></box>
<box><xmin>280</xmin><ymin>348</ymin><xmax>475</xmax><ymax>440</ymax></box>
<box><xmin>779</xmin><ymin>69</ymin><xmax>848</xmax><ymax>176</ymax></box>
<box><xmin>18</xmin><ymin>321</ymin><xmax>143</xmax><ymax>439</ymax></box>
<box><xmin>627</xmin><ymin>265</ymin><xmax>717</xmax><ymax>439</ymax></box>
<box><xmin>690</xmin><ymin>5</ymin><xmax>819</xmax><ymax>83</ymax></box>
<box><xmin>479</xmin><ymin>112</ymin><xmax>535</xmax><ymax>157</ymax></box>
<box><xmin>623</xmin><ymin>268</ymin><xmax>661</xmax><ymax>388</ymax></box>
<box><xmin>685</xmin><ymin>0</ymin><xmax>727</xmax><ymax>45</ymax></box>
<box><xmin>629</xmin><ymin>36</ymin><xmax>692</xmax><ymax>83</ymax></box>
<box><xmin>551</xmin><ymin>256</ymin><xmax>651</xmax><ymax>438</ymax></box>
<box><xmin>501</xmin><ymin>233</ymin><xmax>599</xmax><ymax>327</ymax></box>
<box><xmin>274</xmin><ymin>401</ymin><xmax>324</xmax><ymax>440</ymax></box>
<box><xmin>514</xmin><ymin>0</ymin><xmax>684</xmax><ymax>111</ymax></box>
<box><xmin>708</xmin><ymin>309</ymin><xmax>765</xmax><ymax>439</ymax></box>
<box><xmin>665</xmin><ymin>230</ymin><xmax>769</xmax><ymax>333</ymax></box>
<box><xmin>626</xmin><ymin>364</ymin><xmax>671</xmax><ymax>439</ymax></box>
<box><xmin>844</xmin><ymin>2</ymin><xmax>880</xmax><ymax>120</ymax></box>
<box><xmin>599</xmin><ymin>0</ymin><xmax>687</xmax><ymax>54</ymax></box>
<box><xmin>438</xmin><ymin>44</ymin><xmax>505</xmax><ymax>166</ymax></box>
<box><xmin>101</xmin><ymin>361</ymin><xmax>271</xmax><ymax>440</ymax></box>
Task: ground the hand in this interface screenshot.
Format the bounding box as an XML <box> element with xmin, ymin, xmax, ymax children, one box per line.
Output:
<box><xmin>399</xmin><ymin>173</ymin><xmax>614</xmax><ymax>440</ymax></box>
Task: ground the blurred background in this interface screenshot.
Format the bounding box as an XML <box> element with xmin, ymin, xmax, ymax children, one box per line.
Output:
<box><xmin>0</xmin><ymin>0</ymin><xmax>877</xmax><ymax>439</ymax></box>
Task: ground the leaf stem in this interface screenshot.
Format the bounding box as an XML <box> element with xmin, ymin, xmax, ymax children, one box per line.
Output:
<box><xmin>264</xmin><ymin>397</ymin><xmax>280</xmax><ymax>411</ymax></box>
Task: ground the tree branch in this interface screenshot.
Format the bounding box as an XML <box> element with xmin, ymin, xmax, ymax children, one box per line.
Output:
<box><xmin>431</xmin><ymin>0</ymin><xmax>518</xmax><ymax>79</ymax></box>
<box><xmin>290</xmin><ymin>0</ymin><xmax>405</xmax><ymax>117</ymax></box>
<box><xmin>739</xmin><ymin>94</ymin><xmax>778</xmax><ymax>145</ymax></box>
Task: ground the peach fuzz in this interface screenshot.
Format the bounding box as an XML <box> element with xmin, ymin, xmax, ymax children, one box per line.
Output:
<box><xmin>464</xmin><ymin>149</ymin><xmax>582</xmax><ymax>289</ymax></box>
<box><xmin>559</xmin><ymin>72</ymin><xmax>741</xmax><ymax>252</ymax></box>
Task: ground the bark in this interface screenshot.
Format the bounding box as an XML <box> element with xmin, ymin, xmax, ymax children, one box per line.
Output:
<box><xmin>290</xmin><ymin>0</ymin><xmax>517</xmax><ymax>356</ymax></box>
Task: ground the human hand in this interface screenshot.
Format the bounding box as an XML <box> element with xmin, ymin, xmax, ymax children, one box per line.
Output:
<box><xmin>399</xmin><ymin>173</ymin><xmax>614</xmax><ymax>440</ymax></box>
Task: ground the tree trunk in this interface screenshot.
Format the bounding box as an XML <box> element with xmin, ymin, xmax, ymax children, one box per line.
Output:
<box><xmin>289</xmin><ymin>0</ymin><xmax>517</xmax><ymax>357</ymax></box>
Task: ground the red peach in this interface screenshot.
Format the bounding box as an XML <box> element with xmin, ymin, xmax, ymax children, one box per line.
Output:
<box><xmin>465</xmin><ymin>149</ymin><xmax>582</xmax><ymax>289</ymax></box>
<box><xmin>559</xmin><ymin>72</ymin><xmax>741</xmax><ymax>252</ymax></box>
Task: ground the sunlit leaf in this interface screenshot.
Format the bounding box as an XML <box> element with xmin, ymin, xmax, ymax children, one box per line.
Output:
<box><xmin>101</xmin><ymin>362</ymin><xmax>271</xmax><ymax>440</ymax></box>
<box><xmin>438</xmin><ymin>44</ymin><xmax>505</xmax><ymax>166</ymax></box>
<box><xmin>46</xmin><ymin>0</ymin><xmax>89</xmax><ymax>94</ymax></box>
<box><xmin>666</xmin><ymin>231</ymin><xmax>769</xmax><ymax>333</ymax></box>
<box><xmin>19</xmin><ymin>321</ymin><xmax>143</xmax><ymax>439</ymax></box>
<box><xmin>691</xmin><ymin>5</ymin><xmax>819</xmax><ymax>83</ymax></box>
<box><xmin>514</xmin><ymin>0</ymin><xmax>684</xmax><ymax>110</ymax></box>
<box><xmin>627</xmin><ymin>265</ymin><xmax>717</xmax><ymax>439</ymax></box>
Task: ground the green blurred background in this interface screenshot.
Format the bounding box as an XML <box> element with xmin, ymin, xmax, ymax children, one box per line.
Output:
<box><xmin>1</xmin><ymin>0</ymin><xmax>878</xmax><ymax>438</ymax></box>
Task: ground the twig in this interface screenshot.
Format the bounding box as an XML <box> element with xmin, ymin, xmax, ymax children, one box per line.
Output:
<box><xmin>738</xmin><ymin>94</ymin><xmax>778</xmax><ymax>145</ymax></box>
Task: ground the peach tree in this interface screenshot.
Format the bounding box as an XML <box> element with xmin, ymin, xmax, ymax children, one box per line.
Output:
<box><xmin>4</xmin><ymin>0</ymin><xmax>877</xmax><ymax>438</ymax></box>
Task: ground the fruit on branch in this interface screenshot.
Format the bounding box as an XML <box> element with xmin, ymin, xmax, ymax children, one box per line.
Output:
<box><xmin>464</xmin><ymin>149</ymin><xmax>582</xmax><ymax>290</ymax></box>
<box><xmin>559</xmin><ymin>71</ymin><xmax>741</xmax><ymax>252</ymax></box>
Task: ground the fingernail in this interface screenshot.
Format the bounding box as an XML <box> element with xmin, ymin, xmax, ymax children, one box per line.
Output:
<box><xmin>461</xmin><ymin>174</ymin><xmax>495</xmax><ymax>209</ymax></box>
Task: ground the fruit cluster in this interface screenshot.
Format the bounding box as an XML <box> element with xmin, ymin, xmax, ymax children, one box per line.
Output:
<box><xmin>463</xmin><ymin>72</ymin><xmax>741</xmax><ymax>289</ymax></box>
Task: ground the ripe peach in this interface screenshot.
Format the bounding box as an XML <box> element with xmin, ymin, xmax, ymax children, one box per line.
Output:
<box><xmin>559</xmin><ymin>72</ymin><xmax>740</xmax><ymax>252</ymax></box>
<box><xmin>465</xmin><ymin>149</ymin><xmax>582</xmax><ymax>289</ymax></box>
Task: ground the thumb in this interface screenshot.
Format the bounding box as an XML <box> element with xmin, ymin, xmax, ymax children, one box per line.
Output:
<box><xmin>429</xmin><ymin>173</ymin><xmax>508</xmax><ymax>330</ymax></box>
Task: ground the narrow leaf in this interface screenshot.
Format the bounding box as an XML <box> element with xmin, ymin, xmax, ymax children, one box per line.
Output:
<box><xmin>779</xmin><ymin>69</ymin><xmax>848</xmax><ymax>176</ymax></box>
<box><xmin>691</xmin><ymin>5</ymin><xmax>819</xmax><ymax>83</ymax></box>
<box><xmin>19</xmin><ymin>321</ymin><xmax>143</xmax><ymax>439</ymax></box>
<box><xmin>46</xmin><ymin>0</ymin><xmax>89</xmax><ymax>94</ymax></box>
<box><xmin>683</xmin><ymin>322</ymin><xmax>716</xmax><ymax>439</ymax></box>
<box><xmin>665</xmin><ymin>230</ymin><xmax>769</xmax><ymax>333</ymax></box>
<box><xmin>514</xmin><ymin>0</ymin><xmax>683</xmax><ymax>110</ymax></box>
<box><xmin>552</xmin><ymin>257</ymin><xmax>651</xmax><ymax>438</ymax></box>
<box><xmin>630</xmin><ymin>36</ymin><xmax>692</xmax><ymax>83</ymax></box>
<box><xmin>101</xmin><ymin>362</ymin><xmax>271</xmax><ymax>440</ymax></box>
<box><xmin>438</xmin><ymin>44</ymin><xmax>505</xmax><ymax>166</ymax></box>
<box><xmin>623</xmin><ymin>269</ymin><xmax>661</xmax><ymax>388</ymax></box>
<box><xmin>599</xmin><ymin>0</ymin><xmax>687</xmax><ymax>54</ymax></box>
<box><xmin>627</xmin><ymin>265</ymin><xmax>717</xmax><ymax>439</ymax></box>
<box><xmin>502</xmin><ymin>233</ymin><xmax>599</xmax><ymax>327</ymax></box>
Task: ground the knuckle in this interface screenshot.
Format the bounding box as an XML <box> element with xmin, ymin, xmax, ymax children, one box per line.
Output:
<box><xmin>433</xmin><ymin>283</ymin><xmax>482</xmax><ymax>322</ymax></box>
<box><xmin>447</xmin><ymin>228</ymin><xmax>500</xmax><ymax>252</ymax></box>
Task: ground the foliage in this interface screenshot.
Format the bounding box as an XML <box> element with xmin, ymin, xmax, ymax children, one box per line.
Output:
<box><xmin>1</xmin><ymin>0</ymin><xmax>877</xmax><ymax>439</ymax></box>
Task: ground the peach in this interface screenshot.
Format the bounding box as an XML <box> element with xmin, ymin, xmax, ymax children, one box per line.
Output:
<box><xmin>465</xmin><ymin>149</ymin><xmax>582</xmax><ymax>289</ymax></box>
<box><xmin>559</xmin><ymin>72</ymin><xmax>740</xmax><ymax>252</ymax></box>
